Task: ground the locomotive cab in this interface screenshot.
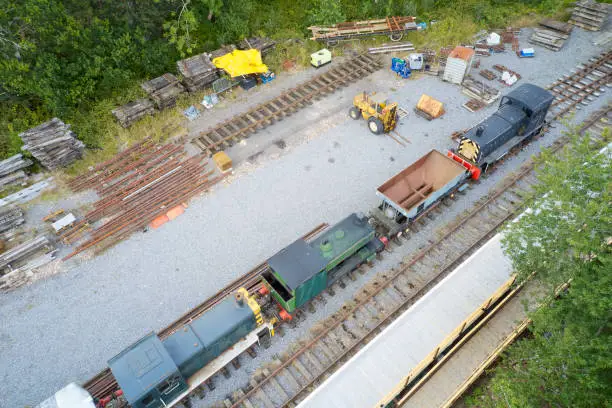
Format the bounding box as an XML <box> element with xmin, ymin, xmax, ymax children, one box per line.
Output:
<box><xmin>456</xmin><ymin>83</ymin><xmax>553</xmax><ymax>172</ymax></box>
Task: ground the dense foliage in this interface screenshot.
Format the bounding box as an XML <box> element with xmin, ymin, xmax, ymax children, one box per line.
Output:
<box><xmin>1</xmin><ymin>0</ymin><xmax>572</xmax><ymax>159</ymax></box>
<box><xmin>467</xmin><ymin>129</ymin><xmax>612</xmax><ymax>407</ymax></box>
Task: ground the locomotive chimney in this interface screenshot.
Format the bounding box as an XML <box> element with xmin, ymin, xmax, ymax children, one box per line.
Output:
<box><xmin>234</xmin><ymin>291</ymin><xmax>244</xmax><ymax>306</ymax></box>
<box><xmin>476</xmin><ymin>126</ymin><xmax>484</xmax><ymax>137</ymax></box>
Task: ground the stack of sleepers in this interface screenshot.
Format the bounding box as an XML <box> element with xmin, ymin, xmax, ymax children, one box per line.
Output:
<box><xmin>238</xmin><ymin>37</ymin><xmax>277</xmax><ymax>55</ymax></box>
<box><xmin>0</xmin><ymin>154</ymin><xmax>31</xmax><ymax>190</ymax></box>
<box><xmin>112</xmin><ymin>98</ymin><xmax>155</xmax><ymax>128</ymax></box>
<box><xmin>0</xmin><ymin>207</ymin><xmax>25</xmax><ymax>236</ymax></box>
<box><xmin>568</xmin><ymin>1</ymin><xmax>609</xmax><ymax>31</ymax></box>
<box><xmin>19</xmin><ymin>118</ymin><xmax>84</xmax><ymax>170</ymax></box>
<box><xmin>529</xmin><ymin>19</ymin><xmax>573</xmax><ymax>51</ymax></box>
<box><xmin>176</xmin><ymin>53</ymin><xmax>220</xmax><ymax>93</ymax></box>
<box><xmin>141</xmin><ymin>73</ymin><xmax>186</xmax><ymax>109</ymax></box>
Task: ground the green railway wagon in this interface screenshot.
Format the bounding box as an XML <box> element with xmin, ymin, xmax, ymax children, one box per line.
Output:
<box><xmin>263</xmin><ymin>213</ymin><xmax>381</xmax><ymax>314</ymax></box>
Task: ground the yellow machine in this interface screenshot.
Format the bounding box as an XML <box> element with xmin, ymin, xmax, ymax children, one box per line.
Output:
<box><xmin>349</xmin><ymin>92</ymin><xmax>398</xmax><ymax>134</ymax></box>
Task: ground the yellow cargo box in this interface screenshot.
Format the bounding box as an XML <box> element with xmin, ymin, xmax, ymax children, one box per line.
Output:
<box><xmin>415</xmin><ymin>94</ymin><xmax>445</xmax><ymax>120</ymax></box>
<box><xmin>213</xmin><ymin>151</ymin><xmax>233</xmax><ymax>173</ymax></box>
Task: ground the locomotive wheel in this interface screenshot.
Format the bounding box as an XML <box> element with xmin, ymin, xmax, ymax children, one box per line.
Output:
<box><xmin>349</xmin><ymin>106</ymin><xmax>361</xmax><ymax>120</ymax></box>
<box><xmin>368</xmin><ymin>117</ymin><xmax>384</xmax><ymax>135</ymax></box>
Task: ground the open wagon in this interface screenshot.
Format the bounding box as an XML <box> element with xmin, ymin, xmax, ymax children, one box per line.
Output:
<box><xmin>309</xmin><ymin>16</ymin><xmax>419</xmax><ymax>45</ymax></box>
<box><xmin>369</xmin><ymin>150</ymin><xmax>470</xmax><ymax>239</ymax></box>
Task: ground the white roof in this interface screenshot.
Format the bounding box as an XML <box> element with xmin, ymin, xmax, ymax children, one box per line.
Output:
<box><xmin>52</xmin><ymin>213</ymin><xmax>76</xmax><ymax>232</ymax></box>
<box><xmin>297</xmin><ymin>233</ymin><xmax>513</xmax><ymax>408</ymax></box>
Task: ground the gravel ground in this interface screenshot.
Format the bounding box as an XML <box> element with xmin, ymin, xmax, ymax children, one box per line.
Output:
<box><xmin>0</xmin><ymin>26</ymin><xmax>608</xmax><ymax>408</ymax></box>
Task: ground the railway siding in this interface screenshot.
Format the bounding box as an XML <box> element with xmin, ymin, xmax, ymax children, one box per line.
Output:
<box><xmin>192</xmin><ymin>54</ymin><xmax>383</xmax><ymax>155</ymax></box>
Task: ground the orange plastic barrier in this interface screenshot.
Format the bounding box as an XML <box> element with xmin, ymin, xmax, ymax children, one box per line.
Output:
<box><xmin>150</xmin><ymin>215</ymin><xmax>170</xmax><ymax>229</ymax></box>
<box><xmin>166</xmin><ymin>205</ymin><xmax>185</xmax><ymax>220</ymax></box>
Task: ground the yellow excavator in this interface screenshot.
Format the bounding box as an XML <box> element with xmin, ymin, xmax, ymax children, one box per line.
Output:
<box><xmin>349</xmin><ymin>92</ymin><xmax>398</xmax><ymax>134</ymax></box>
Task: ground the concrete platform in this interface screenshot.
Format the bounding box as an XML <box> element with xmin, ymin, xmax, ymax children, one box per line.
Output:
<box><xmin>296</xmin><ymin>234</ymin><xmax>513</xmax><ymax>408</ymax></box>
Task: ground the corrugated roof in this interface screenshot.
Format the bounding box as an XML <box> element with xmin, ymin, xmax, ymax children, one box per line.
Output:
<box><xmin>448</xmin><ymin>46</ymin><xmax>475</xmax><ymax>61</ymax></box>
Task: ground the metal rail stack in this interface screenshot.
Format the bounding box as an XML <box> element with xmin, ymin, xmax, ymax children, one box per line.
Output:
<box><xmin>568</xmin><ymin>0</ymin><xmax>609</xmax><ymax>31</ymax></box>
<box><xmin>19</xmin><ymin>118</ymin><xmax>84</xmax><ymax>170</ymax></box>
<box><xmin>63</xmin><ymin>140</ymin><xmax>221</xmax><ymax>259</ymax></box>
<box><xmin>309</xmin><ymin>16</ymin><xmax>418</xmax><ymax>44</ymax></box>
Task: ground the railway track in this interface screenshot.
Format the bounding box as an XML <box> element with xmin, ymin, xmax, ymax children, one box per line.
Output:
<box><xmin>225</xmin><ymin>105</ymin><xmax>611</xmax><ymax>408</ymax></box>
<box><xmin>192</xmin><ymin>54</ymin><xmax>383</xmax><ymax>155</ymax></box>
<box><xmin>547</xmin><ymin>49</ymin><xmax>611</xmax><ymax>121</ymax></box>
<box><xmin>83</xmin><ymin>223</ymin><xmax>329</xmax><ymax>403</ymax></box>
<box><xmin>391</xmin><ymin>105</ymin><xmax>610</xmax><ymax>408</ymax></box>
<box><xmin>84</xmin><ymin>51</ymin><xmax>609</xmax><ymax>407</ymax></box>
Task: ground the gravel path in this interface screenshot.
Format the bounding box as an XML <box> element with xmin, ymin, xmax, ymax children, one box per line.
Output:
<box><xmin>0</xmin><ymin>26</ymin><xmax>608</xmax><ymax>408</ymax></box>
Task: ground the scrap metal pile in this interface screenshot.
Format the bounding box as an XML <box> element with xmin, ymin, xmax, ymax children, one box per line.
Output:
<box><xmin>62</xmin><ymin>139</ymin><xmax>221</xmax><ymax>259</ymax></box>
<box><xmin>19</xmin><ymin>118</ymin><xmax>85</xmax><ymax>170</ymax></box>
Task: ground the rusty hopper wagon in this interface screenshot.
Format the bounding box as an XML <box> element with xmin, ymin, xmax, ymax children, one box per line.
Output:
<box><xmin>309</xmin><ymin>16</ymin><xmax>418</xmax><ymax>45</ymax></box>
<box><xmin>369</xmin><ymin>150</ymin><xmax>470</xmax><ymax>239</ymax></box>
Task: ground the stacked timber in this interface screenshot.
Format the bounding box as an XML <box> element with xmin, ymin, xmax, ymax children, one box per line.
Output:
<box><xmin>529</xmin><ymin>20</ymin><xmax>572</xmax><ymax>51</ymax></box>
<box><xmin>0</xmin><ymin>154</ymin><xmax>32</xmax><ymax>178</ymax></box>
<box><xmin>176</xmin><ymin>53</ymin><xmax>219</xmax><ymax>92</ymax></box>
<box><xmin>0</xmin><ymin>235</ymin><xmax>51</xmax><ymax>271</ymax></box>
<box><xmin>141</xmin><ymin>73</ymin><xmax>186</xmax><ymax>109</ymax></box>
<box><xmin>209</xmin><ymin>44</ymin><xmax>237</xmax><ymax>59</ymax></box>
<box><xmin>112</xmin><ymin>99</ymin><xmax>155</xmax><ymax>128</ymax></box>
<box><xmin>0</xmin><ymin>250</ymin><xmax>57</xmax><ymax>291</ymax></box>
<box><xmin>19</xmin><ymin>118</ymin><xmax>84</xmax><ymax>170</ymax></box>
<box><xmin>462</xmin><ymin>76</ymin><xmax>500</xmax><ymax>105</ymax></box>
<box><xmin>0</xmin><ymin>207</ymin><xmax>25</xmax><ymax>235</ymax></box>
<box><xmin>568</xmin><ymin>1</ymin><xmax>609</xmax><ymax>31</ymax></box>
<box><xmin>0</xmin><ymin>154</ymin><xmax>31</xmax><ymax>190</ymax></box>
<box><xmin>238</xmin><ymin>37</ymin><xmax>277</xmax><ymax>55</ymax></box>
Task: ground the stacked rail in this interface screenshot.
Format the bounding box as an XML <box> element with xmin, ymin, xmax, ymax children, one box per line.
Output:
<box><xmin>63</xmin><ymin>141</ymin><xmax>219</xmax><ymax>259</ymax></box>
<box><xmin>547</xmin><ymin>50</ymin><xmax>611</xmax><ymax>121</ymax></box>
<box><xmin>192</xmin><ymin>54</ymin><xmax>382</xmax><ymax>155</ymax></box>
<box><xmin>82</xmin><ymin>223</ymin><xmax>328</xmax><ymax>403</ymax></box>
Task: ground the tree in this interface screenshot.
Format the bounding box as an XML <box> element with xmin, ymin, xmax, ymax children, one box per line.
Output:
<box><xmin>467</xmin><ymin>127</ymin><xmax>612</xmax><ymax>407</ymax></box>
<box><xmin>164</xmin><ymin>0</ymin><xmax>200</xmax><ymax>57</ymax></box>
<box><xmin>307</xmin><ymin>0</ymin><xmax>345</xmax><ymax>26</ymax></box>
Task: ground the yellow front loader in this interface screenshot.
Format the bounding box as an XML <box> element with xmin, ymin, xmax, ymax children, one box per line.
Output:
<box><xmin>349</xmin><ymin>92</ymin><xmax>398</xmax><ymax>134</ymax></box>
